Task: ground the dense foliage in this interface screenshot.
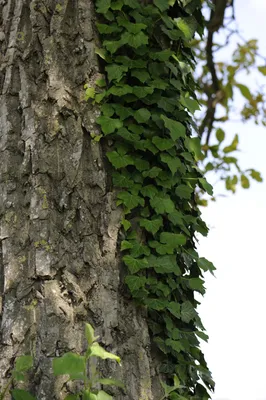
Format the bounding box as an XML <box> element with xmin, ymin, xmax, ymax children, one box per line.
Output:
<box><xmin>93</xmin><ymin>0</ymin><xmax>215</xmax><ymax>398</ymax></box>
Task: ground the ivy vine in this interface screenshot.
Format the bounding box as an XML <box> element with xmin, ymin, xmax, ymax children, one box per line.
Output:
<box><xmin>92</xmin><ymin>0</ymin><xmax>216</xmax><ymax>398</ymax></box>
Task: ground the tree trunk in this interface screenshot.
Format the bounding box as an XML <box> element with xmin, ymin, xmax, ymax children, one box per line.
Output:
<box><xmin>0</xmin><ymin>1</ymin><xmax>158</xmax><ymax>398</ymax></box>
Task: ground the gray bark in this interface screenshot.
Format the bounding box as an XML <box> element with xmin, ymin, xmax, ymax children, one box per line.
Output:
<box><xmin>0</xmin><ymin>1</ymin><xmax>159</xmax><ymax>399</ymax></box>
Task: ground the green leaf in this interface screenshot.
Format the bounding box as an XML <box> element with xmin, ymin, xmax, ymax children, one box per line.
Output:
<box><xmin>152</xmin><ymin>136</ymin><xmax>175</xmax><ymax>151</ymax></box>
<box><xmin>139</xmin><ymin>216</ymin><xmax>163</xmax><ymax>234</ymax></box>
<box><xmin>175</xmin><ymin>184</ymin><xmax>193</xmax><ymax>199</ymax></box>
<box><xmin>106</xmin><ymin>64</ymin><xmax>128</xmax><ymax>82</ymax></box>
<box><xmin>90</xmin><ymin>343</ymin><xmax>120</xmax><ymax>363</ymax></box>
<box><xmin>97</xmin><ymin>116</ymin><xmax>123</xmax><ymax>134</ymax></box>
<box><xmin>250</xmin><ymin>169</ymin><xmax>263</xmax><ymax>182</ymax></box>
<box><xmin>117</xmin><ymin>17</ymin><xmax>147</xmax><ymax>34</ymax></box>
<box><xmin>117</xmin><ymin>191</ymin><xmax>144</xmax><ymax>210</ymax></box>
<box><xmin>154</xmin><ymin>0</ymin><xmax>169</xmax><ymax>11</ymax></box>
<box><xmin>160</xmin><ymin>232</ymin><xmax>186</xmax><ymax>247</ymax></box>
<box><xmin>65</xmin><ymin>395</ymin><xmax>80</xmax><ymax>400</ymax></box>
<box><xmin>160</xmin><ymin>153</ymin><xmax>182</xmax><ymax>175</ymax></box>
<box><xmin>141</xmin><ymin>185</ymin><xmax>158</xmax><ymax>199</ymax></box>
<box><xmin>143</xmin><ymin>167</ymin><xmax>162</xmax><ymax>178</ymax></box>
<box><xmin>123</xmin><ymin>31</ymin><xmax>149</xmax><ymax>48</ymax></box>
<box><xmin>15</xmin><ymin>355</ymin><xmax>33</xmax><ymax>372</ymax></box>
<box><xmin>84</xmin><ymin>87</ymin><xmax>95</xmax><ymax>100</ymax></box>
<box><xmin>161</xmin><ymin>115</ymin><xmax>186</xmax><ymax>141</ymax></box>
<box><xmin>121</xmin><ymin>240</ymin><xmax>134</xmax><ymax>251</ymax></box>
<box><xmin>186</xmin><ymin>137</ymin><xmax>203</xmax><ymax>161</ymax></box>
<box><xmin>180</xmin><ymin>301</ymin><xmax>196</xmax><ymax>323</ymax></box>
<box><xmin>96</xmin><ymin>0</ymin><xmax>111</xmax><ymax>13</ymax></box>
<box><xmin>131</xmin><ymin>69</ymin><xmax>150</xmax><ymax>83</ymax></box>
<box><xmin>198</xmin><ymin>257</ymin><xmax>216</xmax><ymax>275</ymax></box>
<box><xmin>11</xmin><ymin>389</ymin><xmax>36</xmax><ymax>400</ymax></box>
<box><xmin>123</xmin><ymin>255</ymin><xmax>148</xmax><ymax>273</ymax></box>
<box><xmin>96</xmin><ymin>391</ymin><xmax>113</xmax><ymax>400</ymax></box>
<box><xmin>150</xmin><ymin>195</ymin><xmax>175</xmax><ymax>214</ymax></box>
<box><xmin>121</xmin><ymin>218</ymin><xmax>131</xmax><ymax>231</ymax></box>
<box><xmin>195</xmin><ymin>331</ymin><xmax>209</xmax><ymax>342</ymax></box>
<box><xmin>216</xmin><ymin>128</ymin><xmax>225</xmax><ymax>142</ymax></box>
<box><xmin>98</xmin><ymin>378</ymin><xmax>125</xmax><ymax>389</ymax></box>
<box><xmin>235</xmin><ymin>83</ymin><xmax>252</xmax><ymax>100</ymax></box>
<box><xmin>108</xmin><ymin>84</ymin><xmax>133</xmax><ymax>96</ymax></box>
<box><xmin>107</xmin><ymin>151</ymin><xmax>134</xmax><ymax>169</ymax></box>
<box><xmin>189</xmin><ymin>278</ymin><xmax>205</xmax><ymax>294</ymax></box>
<box><xmin>125</xmin><ymin>275</ymin><xmax>146</xmax><ymax>291</ymax></box>
<box><xmin>258</xmin><ymin>66</ymin><xmax>266</xmax><ymax>76</ymax></box>
<box><xmin>145</xmin><ymin>298</ymin><xmax>168</xmax><ymax>310</ymax></box>
<box><xmin>167</xmin><ymin>301</ymin><xmax>181</xmax><ymax>318</ymax></box>
<box><xmin>241</xmin><ymin>174</ymin><xmax>250</xmax><ymax>189</ymax></box>
<box><xmin>165</xmin><ymin>339</ymin><xmax>184</xmax><ymax>353</ymax></box>
<box><xmin>148</xmin><ymin>255</ymin><xmax>181</xmax><ymax>275</ymax></box>
<box><xmin>53</xmin><ymin>352</ymin><xmax>85</xmax><ymax>376</ymax></box>
<box><xmin>12</xmin><ymin>371</ymin><xmax>25</xmax><ymax>382</ymax></box>
<box><xmin>176</xmin><ymin>16</ymin><xmax>197</xmax><ymax>40</ymax></box>
<box><xmin>198</xmin><ymin>178</ymin><xmax>213</xmax><ymax>195</ymax></box>
<box><xmin>223</xmin><ymin>134</ymin><xmax>239</xmax><ymax>153</ymax></box>
<box><xmin>134</xmin><ymin>108</ymin><xmax>151</xmax><ymax>123</ymax></box>
<box><xmin>85</xmin><ymin>323</ymin><xmax>97</xmax><ymax>346</ymax></box>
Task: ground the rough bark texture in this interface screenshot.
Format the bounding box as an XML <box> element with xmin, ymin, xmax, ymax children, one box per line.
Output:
<box><xmin>0</xmin><ymin>2</ymin><xmax>160</xmax><ymax>399</ymax></box>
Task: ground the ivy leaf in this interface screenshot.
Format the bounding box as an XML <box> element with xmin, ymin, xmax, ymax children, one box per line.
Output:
<box><xmin>160</xmin><ymin>153</ymin><xmax>182</xmax><ymax>175</ymax></box>
<box><xmin>145</xmin><ymin>298</ymin><xmax>168</xmax><ymax>310</ymax></box>
<box><xmin>143</xmin><ymin>167</ymin><xmax>162</xmax><ymax>178</ymax></box>
<box><xmin>154</xmin><ymin>0</ymin><xmax>169</xmax><ymax>11</ymax></box>
<box><xmin>198</xmin><ymin>178</ymin><xmax>213</xmax><ymax>195</ymax></box>
<box><xmin>150</xmin><ymin>195</ymin><xmax>175</xmax><ymax>214</ymax></box>
<box><xmin>123</xmin><ymin>255</ymin><xmax>148</xmax><ymax>273</ymax></box>
<box><xmin>141</xmin><ymin>185</ymin><xmax>159</xmax><ymax>199</ymax></box>
<box><xmin>106</xmin><ymin>64</ymin><xmax>128</xmax><ymax>82</ymax></box>
<box><xmin>148</xmin><ymin>255</ymin><xmax>181</xmax><ymax>275</ymax></box>
<box><xmin>175</xmin><ymin>184</ymin><xmax>193</xmax><ymax>199</ymax></box>
<box><xmin>161</xmin><ymin>115</ymin><xmax>186</xmax><ymax>141</ymax></box>
<box><xmin>167</xmin><ymin>301</ymin><xmax>181</xmax><ymax>318</ymax></box>
<box><xmin>123</xmin><ymin>31</ymin><xmax>149</xmax><ymax>49</ymax></box>
<box><xmin>168</xmin><ymin>211</ymin><xmax>184</xmax><ymax>226</ymax></box>
<box><xmin>152</xmin><ymin>136</ymin><xmax>175</xmax><ymax>151</ymax></box>
<box><xmin>96</xmin><ymin>0</ymin><xmax>111</xmax><ymax>14</ymax></box>
<box><xmin>180</xmin><ymin>301</ymin><xmax>196</xmax><ymax>323</ymax></box>
<box><xmin>107</xmin><ymin>151</ymin><xmax>134</xmax><ymax>169</ymax></box>
<box><xmin>139</xmin><ymin>216</ymin><xmax>163</xmax><ymax>235</ymax></box>
<box><xmin>189</xmin><ymin>278</ymin><xmax>205</xmax><ymax>294</ymax></box>
<box><xmin>134</xmin><ymin>108</ymin><xmax>151</xmax><ymax>123</ymax></box>
<box><xmin>97</xmin><ymin>116</ymin><xmax>123</xmax><ymax>134</ymax></box>
<box><xmin>125</xmin><ymin>275</ymin><xmax>146</xmax><ymax>291</ymax></box>
<box><xmin>198</xmin><ymin>257</ymin><xmax>216</xmax><ymax>275</ymax></box>
<box><xmin>165</xmin><ymin>339</ymin><xmax>184</xmax><ymax>353</ymax></box>
<box><xmin>160</xmin><ymin>232</ymin><xmax>186</xmax><ymax>247</ymax></box>
<box><xmin>131</xmin><ymin>69</ymin><xmax>150</xmax><ymax>83</ymax></box>
<box><xmin>117</xmin><ymin>191</ymin><xmax>144</xmax><ymax>210</ymax></box>
<box><xmin>121</xmin><ymin>240</ymin><xmax>134</xmax><ymax>251</ymax></box>
<box><xmin>175</xmin><ymin>16</ymin><xmax>197</xmax><ymax>40</ymax></box>
<box><xmin>108</xmin><ymin>84</ymin><xmax>133</xmax><ymax>96</ymax></box>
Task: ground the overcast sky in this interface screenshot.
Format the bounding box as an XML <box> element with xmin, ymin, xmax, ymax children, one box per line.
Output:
<box><xmin>198</xmin><ymin>1</ymin><xmax>266</xmax><ymax>399</ymax></box>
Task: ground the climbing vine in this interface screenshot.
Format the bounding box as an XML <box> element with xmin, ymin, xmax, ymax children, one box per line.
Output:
<box><xmin>92</xmin><ymin>0</ymin><xmax>215</xmax><ymax>398</ymax></box>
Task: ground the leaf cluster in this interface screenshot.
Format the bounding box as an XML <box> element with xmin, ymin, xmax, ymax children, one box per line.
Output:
<box><xmin>94</xmin><ymin>0</ymin><xmax>215</xmax><ymax>398</ymax></box>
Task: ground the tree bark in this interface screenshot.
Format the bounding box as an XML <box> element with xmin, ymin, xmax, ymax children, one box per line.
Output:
<box><xmin>0</xmin><ymin>1</ymin><xmax>158</xmax><ymax>398</ymax></box>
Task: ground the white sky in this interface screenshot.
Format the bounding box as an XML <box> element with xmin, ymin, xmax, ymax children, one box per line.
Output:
<box><xmin>198</xmin><ymin>1</ymin><xmax>266</xmax><ymax>399</ymax></box>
